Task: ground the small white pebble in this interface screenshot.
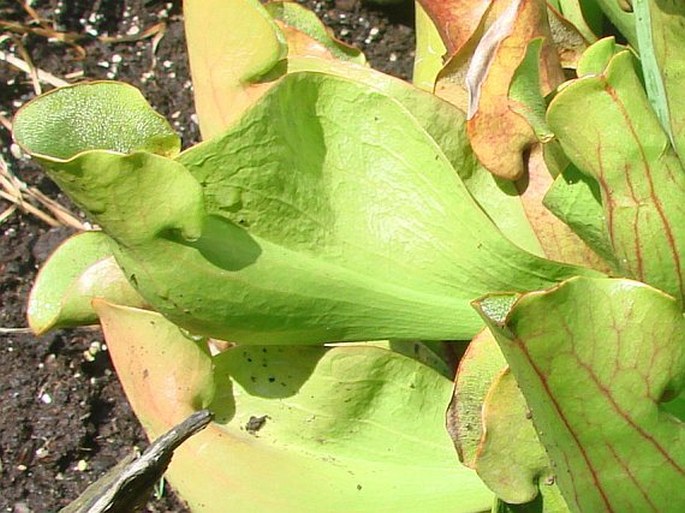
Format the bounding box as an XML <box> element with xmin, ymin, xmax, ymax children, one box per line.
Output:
<box><xmin>96</xmin><ymin>60</ymin><xmax>110</xmax><ymax>68</ymax></box>
<box><xmin>126</xmin><ymin>25</ymin><xmax>140</xmax><ymax>36</ymax></box>
<box><xmin>111</xmin><ymin>54</ymin><xmax>123</xmax><ymax>64</ymax></box>
<box><xmin>76</xmin><ymin>459</ymin><xmax>88</xmax><ymax>472</ymax></box>
<box><xmin>163</xmin><ymin>60</ymin><xmax>174</xmax><ymax>68</ymax></box>
<box><xmin>10</xmin><ymin>143</ymin><xmax>23</xmax><ymax>159</ymax></box>
<box><xmin>40</xmin><ymin>392</ymin><xmax>52</xmax><ymax>405</ymax></box>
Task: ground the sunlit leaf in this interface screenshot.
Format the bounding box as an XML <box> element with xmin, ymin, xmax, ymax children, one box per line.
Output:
<box><xmin>477</xmin><ymin>369</ymin><xmax>564</xmax><ymax>508</ymax></box>
<box><xmin>575</xmin><ymin>36</ymin><xmax>623</xmax><ymax>76</ymax></box>
<box><xmin>542</xmin><ymin>164</ymin><xmax>618</xmax><ymax>270</ymax></box>
<box><xmin>183</xmin><ymin>0</ymin><xmax>286</xmax><ymax>140</ymax></box>
<box><xmin>11</xmin><ymin>81</ymin><xmax>180</xmax><ymax>159</ymax></box>
<box><xmin>14</xmin><ymin>76</ymin><xmax>597</xmax><ymax>344</ymax></box>
<box><xmin>508</xmin><ymin>39</ymin><xmax>552</xmax><ymax>142</ymax></box>
<box><xmin>447</xmin><ymin>328</ymin><xmax>507</xmax><ymax>467</ymax></box>
<box><xmin>265</xmin><ymin>2</ymin><xmax>365</xmax><ymax>64</ymax></box>
<box><xmin>593</xmin><ymin>0</ymin><xmax>637</xmax><ymax>47</ymax></box>
<box><xmin>416</xmin><ymin>0</ymin><xmax>491</xmax><ymax>56</ymax></box>
<box><xmin>515</xmin><ymin>146</ymin><xmax>609</xmax><ymax>270</ymax></box>
<box><xmin>475</xmin><ymin>276</ymin><xmax>685</xmax><ymax>513</ymax></box>
<box><xmin>27</xmin><ymin>231</ymin><xmax>145</xmax><ymax>334</ymax></box>
<box><xmin>552</xmin><ymin>0</ymin><xmax>598</xmax><ymax>42</ymax></box>
<box><xmin>548</xmin><ymin>49</ymin><xmax>685</xmax><ymax>302</ymax></box>
<box><xmin>96</xmin><ymin>301</ymin><xmax>494</xmax><ymax>513</ymax></box>
<box><xmin>545</xmin><ymin>5</ymin><xmax>591</xmax><ymax>69</ymax></box>
<box><xmin>447</xmin><ymin>329</ymin><xmax>569</xmax><ymax>510</ymax></box>
<box><xmin>633</xmin><ymin>0</ymin><xmax>685</xmax><ymax>163</ymax></box>
<box><xmin>465</xmin><ymin>0</ymin><xmax>564</xmax><ymax>180</ymax></box>
<box><xmin>413</xmin><ymin>1</ymin><xmax>447</xmax><ymax>91</ymax></box>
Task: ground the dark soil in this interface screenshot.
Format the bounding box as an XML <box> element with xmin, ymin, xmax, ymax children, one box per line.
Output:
<box><xmin>0</xmin><ymin>1</ymin><xmax>415</xmax><ymax>511</ymax></box>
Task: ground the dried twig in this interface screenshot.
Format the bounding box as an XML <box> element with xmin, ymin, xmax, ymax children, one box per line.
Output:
<box><xmin>0</xmin><ymin>114</ymin><xmax>12</xmax><ymax>132</ymax></box>
<box><xmin>0</xmin><ymin>153</ymin><xmax>87</xmax><ymax>230</ymax></box>
<box><xmin>10</xmin><ymin>33</ymin><xmax>41</xmax><ymax>94</ymax></box>
<box><xmin>149</xmin><ymin>21</ymin><xmax>167</xmax><ymax>69</ymax></box>
<box><xmin>0</xmin><ymin>50</ymin><xmax>69</xmax><ymax>88</ymax></box>
<box><xmin>0</xmin><ymin>327</ymin><xmax>33</xmax><ymax>334</ymax></box>
<box><xmin>0</xmin><ymin>203</ymin><xmax>17</xmax><ymax>224</ymax></box>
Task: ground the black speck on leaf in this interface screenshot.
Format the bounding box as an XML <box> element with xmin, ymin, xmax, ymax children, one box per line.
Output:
<box><xmin>245</xmin><ymin>415</ymin><xmax>269</xmax><ymax>435</ymax></box>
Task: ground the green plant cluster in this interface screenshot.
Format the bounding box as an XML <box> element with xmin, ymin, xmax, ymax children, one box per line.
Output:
<box><xmin>12</xmin><ymin>1</ymin><xmax>685</xmax><ymax>512</ymax></box>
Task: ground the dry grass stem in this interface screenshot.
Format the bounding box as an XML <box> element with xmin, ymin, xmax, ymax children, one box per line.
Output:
<box><xmin>0</xmin><ymin>49</ymin><xmax>69</xmax><ymax>88</ymax></box>
<box><xmin>0</xmin><ymin>154</ymin><xmax>87</xmax><ymax>230</ymax></box>
<box><xmin>0</xmin><ymin>327</ymin><xmax>33</xmax><ymax>334</ymax></box>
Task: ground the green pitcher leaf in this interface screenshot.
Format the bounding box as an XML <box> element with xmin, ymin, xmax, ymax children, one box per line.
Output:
<box><xmin>416</xmin><ymin>0</ymin><xmax>490</xmax><ymax>57</ymax></box>
<box><xmin>515</xmin><ymin>146</ymin><xmax>609</xmax><ymax>270</ymax></box>
<box><xmin>592</xmin><ymin>0</ymin><xmax>637</xmax><ymax>46</ymax></box>
<box><xmin>477</xmin><ymin>369</ymin><xmax>566</xmax><ymax>509</ymax></box>
<box><xmin>175</xmin><ymin>72</ymin><xmax>596</xmax><ymax>342</ymax></box>
<box><xmin>547</xmin><ymin>49</ymin><xmax>685</xmax><ymax>302</ymax></box>
<box><xmin>508</xmin><ymin>38</ymin><xmax>553</xmax><ymax>143</ymax></box>
<box><xmin>447</xmin><ymin>330</ymin><xmax>568</xmax><ymax>510</ymax></box>
<box><xmin>545</xmin><ymin>6</ymin><xmax>589</xmax><ymax>69</ymax></box>
<box><xmin>327</xmin><ymin>339</ymin><xmax>454</xmax><ymax>379</ymax></box>
<box><xmin>574</xmin><ymin>36</ymin><xmax>623</xmax><ymax>77</ymax></box>
<box><xmin>15</xmin><ymin>74</ymin><xmax>597</xmax><ymax>344</ymax></box>
<box><xmin>633</xmin><ymin>0</ymin><xmax>685</xmax><ymax>163</ymax></box>
<box><xmin>184</xmin><ymin>0</ymin><xmax>287</xmax><ymax>139</ymax></box>
<box><xmin>465</xmin><ymin>0</ymin><xmax>564</xmax><ymax>180</ymax></box>
<box><xmin>413</xmin><ymin>2</ymin><xmax>447</xmax><ymax>91</ymax></box>
<box><xmin>28</xmin><ymin>231</ymin><xmax>145</xmax><ymax>334</ymax></box>
<box><xmin>554</xmin><ymin>0</ymin><xmax>600</xmax><ymax>42</ymax></box>
<box><xmin>12</xmin><ymin>81</ymin><xmax>180</xmax><ymax>159</ymax></box>
<box><xmin>288</xmin><ymin>56</ymin><xmax>544</xmax><ymax>255</ymax></box>
<box><xmin>264</xmin><ymin>2</ymin><xmax>365</xmax><ymax>64</ymax></box>
<box><xmin>96</xmin><ymin>301</ymin><xmax>494</xmax><ymax>513</ymax></box>
<box><xmin>542</xmin><ymin>164</ymin><xmax>618</xmax><ymax>269</ymax></box>
<box><xmin>475</xmin><ymin>276</ymin><xmax>685</xmax><ymax>513</ymax></box>
<box><xmin>447</xmin><ymin>328</ymin><xmax>508</xmax><ymax>468</ymax></box>
<box><xmin>290</xmin><ymin>38</ymin><xmax>583</xmax><ymax>262</ymax></box>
